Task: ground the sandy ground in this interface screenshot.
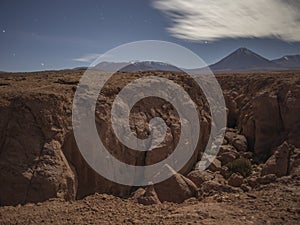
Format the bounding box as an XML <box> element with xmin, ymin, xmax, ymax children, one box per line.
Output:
<box><xmin>0</xmin><ymin>175</ymin><xmax>299</xmax><ymax>225</ymax></box>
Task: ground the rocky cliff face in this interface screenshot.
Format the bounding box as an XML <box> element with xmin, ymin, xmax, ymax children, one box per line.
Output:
<box><xmin>0</xmin><ymin>72</ymin><xmax>77</xmax><ymax>205</ymax></box>
<box><xmin>0</xmin><ymin>70</ymin><xmax>299</xmax><ymax>206</ymax></box>
<box><xmin>218</xmin><ymin>72</ymin><xmax>300</xmax><ymax>157</ymax></box>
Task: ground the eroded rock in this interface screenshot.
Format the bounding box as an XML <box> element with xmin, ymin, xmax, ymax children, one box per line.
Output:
<box><xmin>257</xmin><ymin>174</ymin><xmax>277</xmax><ymax>185</ymax></box>
<box><xmin>261</xmin><ymin>142</ymin><xmax>292</xmax><ymax>177</ymax></box>
<box><xmin>228</xmin><ymin>173</ymin><xmax>244</xmax><ymax>187</ymax></box>
<box><xmin>186</xmin><ymin>170</ymin><xmax>214</xmax><ymax>187</ymax></box>
<box><xmin>132</xmin><ymin>186</ymin><xmax>161</xmax><ymax>205</ymax></box>
<box><xmin>154</xmin><ymin>166</ymin><xmax>198</xmax><ymax>203</ymax></box>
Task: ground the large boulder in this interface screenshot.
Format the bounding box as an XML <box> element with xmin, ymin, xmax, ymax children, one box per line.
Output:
<box><xmin>224</xmin><ymin>131</ymin><xmax>237</xmax><ymax>143</ymax></box>
<box><xmin>289</xmin><ymin>148</ymin><xmax>300</xmax><ymax>176</ymax></box>
<box><xmin>261</xmin><ymin>142</ymin><xmax>292</xmax><ymax>177</ymax></box>
<box><xmin>218</xmin><ymin>151</ymin><xmax>238</xmax><ymax>165</ymax></box>
<box><xmin>218</xmin><ymin>144</ymin><xmax>237</xmax><ymax>155</ymax></box>
<box><xmin>154</xmin><ymin>166</ymin><xmax>198</xmax><ymax>203</ymax></box>
<box><xmin>252</xmin><ymin>94</ymin><xmax>284</xmax><ymax>154</ymax></box>
<box><xmin>206</xmin><ymin>158</ymin><xmax>222</xmax><ymax>172</ymax></box>
<box><xmin>224</xmin><ymin>132</ymin><xmax>248</xmax><ymax>152</ymax></box>
<box><xmin>280</xmin><ymin>90</ymin><xmax>300</xmax><ymax>148</ymax></box>
<box><xmin>232</xmin><ymin>135</ymin><xmax>248</xmax><ymax>152</ymax></box>
<box><xmin>131</xmin><ymin>186</ymin><xmax>161</xmax><ymax>205</ymax></box>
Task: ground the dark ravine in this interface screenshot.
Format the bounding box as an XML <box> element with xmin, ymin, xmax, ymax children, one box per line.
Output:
<box><xmin>0</xmin><ymin>70</ymin><xmax>299</xmax><ymax>206</ymax></box>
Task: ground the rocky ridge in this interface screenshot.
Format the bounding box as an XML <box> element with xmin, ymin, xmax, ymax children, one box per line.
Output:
<box><xmin>0</xmin><ymin>70</ymin><xmax>299</xmax><ymax>208</ymax></box>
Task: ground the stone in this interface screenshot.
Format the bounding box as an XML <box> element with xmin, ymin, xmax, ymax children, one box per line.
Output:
<box><xmin>224</xmin><ymin>132</ymin><xmax>248</xmax><ymax>152</ymax></box>
<box><xmin>200</xmin><ymin>171</ymin><xmax>240</xmax><ymax>196</ymax></box>
<box><xmin>257</xmin><ymin>174</ymin><xmax>277</xmax><ymax>185</ymax></box>
<box><xmin>240</xmin><ymin>184</ymin><xmax>251</xmax><ymax>192</ymax></box>
<box><xmin>279</xmin><ymin>90</ymin><xmax>300</xmax><ymax>148</ymax></box>
<box><xmin>201</xmin><ymin>181</ymin><xmax>239</xmax><ymax>196</ymax></box>
<box><xmin>261</xmin><ymin>142</ymin><xmax>292</xmax><ymax>177</ymax></box>
<box><xmin>220</xmin><ymin>166</ymin><xmax>229</xmax><ymax>177</ymax></box>
<box><xmin>239</xmin><ymin>151</ymin><xmax>253</xmax><ymax>159</ymax></box>
<box><xmin>249</xmin><ymin>94</ymin><xmax>284</xmax><ymax>154</ymax></box>
<box><xmin>219</xmin><ymin>144</ymin><xmax>237</xmax><ymax>155</ymax></box>
<box><xmin>228</xmin><ymin>173</ymin><xmax>244</xmax><ymax>187</ymax></box>
<box><xmin>131</xmin><ymin>188</ymin><xmax>145</xmax><ymax>200</ymax></box>
<box><xmin>154</xmin><ymin>165</ymin><xmax>198</xmax><ymax>203</ymax></box>
<box><xmin>289</xmin><ymin>148</ymin><xmax>300</xmax><ymax>176</ymax></box>
<box><xmin>222</xmin><ymin>138</ymin><xmax>229</xmax><ymax>145</ymax></box>
<box><xmin>246</xmin><ymin>177</ymin><xmax>259</xmax><ymax>188</ymax></box>
<box><xmin>218</xmin><ymin>151</ymin><xmax>238</xmax><ymax>165</ymax></box>
<box><xmin>186</xmin><ymin>170</ymin><xmax>214</xmax><ymax>187</ymax></box>
<box><xmin>207</xmin><ymin>159</ymin><xmax>222</xmax><ymax>172</ymax></box>
<box><xmin>225</xmin><ymin>132</ymin><xmax>237</xmax><ymax>143</ymax></box>
<box><xmin>132</xmin><ymin>186</ymin><xmax>161</xmax><ymax>205</ymax></box>
<box><xmin>232</xmin><ymin>135</ymin><xmax>248</xmax><ymax>152</ymax></box>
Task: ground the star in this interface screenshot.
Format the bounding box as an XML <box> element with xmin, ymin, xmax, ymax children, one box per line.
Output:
<box><xmin>41</xmin><ymin>62</ymin><xmax>45</xmax><ymax>66</ymax></box>
<box><xmin>2</xmin><ymin>30</ymin><xmax>5</xmax><ymax>33</ymax></box>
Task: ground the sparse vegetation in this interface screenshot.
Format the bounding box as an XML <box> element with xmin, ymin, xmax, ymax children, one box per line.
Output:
<box><xmin>226</xmin><ymin>157</ymin><xmax>252</xmax><ymax>178</ymax></box>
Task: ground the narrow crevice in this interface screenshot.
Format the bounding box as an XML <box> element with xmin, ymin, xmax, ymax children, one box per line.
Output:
<box><xmin>0</xmin><ymin>115</ymin><xmax>11</xmax><ymax>157</ymax></box>
<box><xmin>61</xmin><ymin>132</ymin><xmax>85</xmax><ymax>200</ymax></box>
<box><xmin>276</xmin><ymin>94</ymin><xmax>285</xmax><ymax>132</ymax></box>
<box><xmin>67</xmin><ymin>160</ymin><xmax>79</xmax><ymax>199</ymax></box>
<box><xmin>22</xmin><ymin>105</ymin><xmax>46</xmax><ymax>204</ymax></box>
<box><xmin>287</xmin><ymin>152</ymin><xmax>291</xmax><ymax>176</ymax></box>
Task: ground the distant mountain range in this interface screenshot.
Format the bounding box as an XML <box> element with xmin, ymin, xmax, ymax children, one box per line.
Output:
<box><xmin>119</xmin><ymin>61</ymin><xmax>182</xmax><ymax>72</ymax></box>
<box><xmin>76</xmin><ymin>47</ymin><xmax>300</xmax><ymax>73</ymax></box>
<box><xmin>271</xmin><ymin>55</ymin><xmax>300</xmax><ymax>69</ymax></box>
<box><xmin>210</xmin><ymin>48</ymin><xmax>300</xmax><ymax>72</ymax></box>
<box><xmin>85</xmin><ymin>61</ymin><xmax>182</xmax><ymax>72</ymax></box>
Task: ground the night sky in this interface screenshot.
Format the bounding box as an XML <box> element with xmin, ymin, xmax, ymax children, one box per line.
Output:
<box><xmin>1</xmin><ymin>0</ymin><xmax>300</xmax><ymax>72</ymax></box>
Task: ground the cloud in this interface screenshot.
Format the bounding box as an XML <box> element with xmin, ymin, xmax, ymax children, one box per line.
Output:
<box><xmin>72</xmin><ymin>53</ymin><xmax>102</xmax><ymax>62</ymax></box>
<box><xmin>153</xmin><ymin>0</ymin><xmax>300</xmax><ymax>42</ymax></box>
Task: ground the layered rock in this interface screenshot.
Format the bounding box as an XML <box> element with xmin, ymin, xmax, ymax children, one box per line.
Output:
<box><xmin>0</xmin><ymin>71</ymin><xmax>209</xmax><ymax>205</ymax></box>
<box><xmin>218</xmin><ymin>72</ymin><xmax>300</xmax><ymax>155</ymax></box>
<box><xmin>1</xmin><ymin>70</ymin><xmax>300</xmax><ymax>206</ymax></box>
<box><xmin>261</xmin><ymin>142</ymin><xmax>292</xmax><ymax>177</ymax></box>
<box><xmin>0</xmin><ymin>93</ymin><xmax>76</xmax><ymax>205</ymax></box>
